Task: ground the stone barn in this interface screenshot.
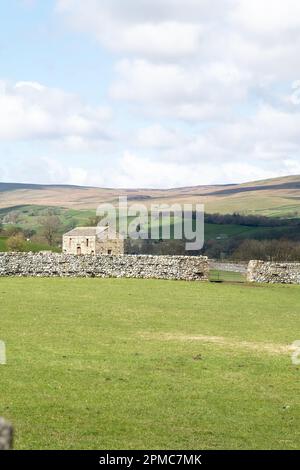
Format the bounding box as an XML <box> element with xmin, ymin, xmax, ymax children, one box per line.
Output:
<box><xmin>63</xmin><ymin>226</ymin><xmax>125</xmax><ymax>255</ymax></box>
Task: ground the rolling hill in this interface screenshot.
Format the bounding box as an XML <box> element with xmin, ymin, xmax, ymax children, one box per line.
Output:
<box><xmin>1</xmin><ymin>175</ymin><xmax>300</xmax><ymax>217</ymax></box>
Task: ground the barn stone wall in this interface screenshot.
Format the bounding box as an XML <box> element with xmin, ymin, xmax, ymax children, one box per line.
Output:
<box><xmin>62</xmin><ymin>235</ymin><xmax>125</xmax><ymax>256</ymax></box>
<box><xmin>0</xmin><ymin>253</ymin><xmax>209</xmax><ymax>281</ymax></box>
<box><xmin>247</xmin><ymin>260</ymin><xmax>300</xmax><ymax>284</ymax></box>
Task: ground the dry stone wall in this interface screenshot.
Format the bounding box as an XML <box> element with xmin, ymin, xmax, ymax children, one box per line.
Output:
<box><xmin>0</xmin><ymin>418</ymin><xmax>13</xmax><ymax>450</ymax></box>
<box><xmin>0</xmin><ymin>253</ymin><xmax>209</xmax><ymax>281</ymax></box>
<box><xmin>247</xmin><ymin>260</ymin><xmax>300</xmax><ymax>284</ymax></box>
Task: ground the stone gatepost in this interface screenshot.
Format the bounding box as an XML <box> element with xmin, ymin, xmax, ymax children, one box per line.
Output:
<box><xmin>0</xmin><ymin>418</ymin><xmax>13</xmax><ymax>450</ymax></box>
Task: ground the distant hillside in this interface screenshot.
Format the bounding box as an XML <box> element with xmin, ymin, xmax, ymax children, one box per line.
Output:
<box><xmin>1</xmin><ymin>175</ymin><xmax>300</xmax><ymax>217</ymax></box>
<box><xmin>0</xmin><ymin>182</ymin><xmax>85</xmax><ymax>192</ymax></box>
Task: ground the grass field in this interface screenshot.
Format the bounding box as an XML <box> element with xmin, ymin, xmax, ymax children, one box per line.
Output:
<box><xmin>0</xmin><ymin>205</ymin><xmax>95</xmax><ymax>234</ymax></box>
<box><xmin>204</xmin><ymin>223</ymin><xmax>296</xmax><ymax>240</ymax></box>
<box><xmin>0</xmin><ymin>236</ymin><xmax>59</xmax><ymax>253</ymax></box>
<box><xmin>2</xmin><ymin>204</ymin><xmax>297</xmax><ymax>246</ymax></box>
<box><xmin>209</xmin><ymin>270</ymin><xmax>245</xmax><ymax>283</ymax></box>
<box><xmin>0</xmin><ymin>237</ymin><xmax>7</xmax><ymax>252</ymax></box>
<box><xmin>1</xmin><ymin>278</ymin><xmax>300</xmax><ymax>450</ymax></box>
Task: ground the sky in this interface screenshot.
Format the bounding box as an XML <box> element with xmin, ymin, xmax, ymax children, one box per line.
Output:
<box><xmin>1</xmin><ymin>0</ymin><xmax>300</xmax><ymax>188</ymax></box>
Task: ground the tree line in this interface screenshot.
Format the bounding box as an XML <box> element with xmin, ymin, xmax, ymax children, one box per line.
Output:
<box><xmin>0</xmin><ymin>212</ymin><xmax>64</xmax><ymax>251</ymax></box>
<box><xmin>1</xmin><ymin>209</ymin><xmax>300</xmax><ymax>261</ymax></box>
<box><xmin>203</xmin><ymin>212</ymin><xmax>300</xmax><ymax>227</ymax></box>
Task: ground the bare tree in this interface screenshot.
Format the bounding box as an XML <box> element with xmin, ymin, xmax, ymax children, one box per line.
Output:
<box><xmin>232</xmin><ymin>239</ymin><xmax>300</xmax><ymax>262</ymax></box>
<box><xmin>40</xmin><ymin>215</ymin><xmax>61</xmax><ymax>246</ymax></box>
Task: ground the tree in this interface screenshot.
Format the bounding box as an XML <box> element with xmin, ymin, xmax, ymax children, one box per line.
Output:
<box><xmin>4</xmin><ymin>225</ymin><xmax>23</xmax><ymax>237</ymax></box>
<box><xmin>64</xmin><ymin>218</ymin><xmax>78</xmax><ymax>233</ymax></box>
<box><xmin>7</xmin><ymin>233</ymin><xmax>26</xmax><ymax>252</ymax></box>
<box><xmin>232</xmin><ymin>239</ymin><xmax>300</xmax><ymax>262</ymax></box>
<box><xmin>23</xmin><ymin>228</ymin><xmax>36</xmax><ymax>239</ymax></box>
<box><xmin>88</xmin><ymin>215</ymin><xmax>102</xmax><ymax>226</ymax></box>
<box><xmin>40</xmin><ymin>215</ymin><xmax>61</xmax><ymax>246</ymax></box>
<box><xmin>7</xmin><ymin>210</ymin><xmax>20</xmax><ymax>225</ymax></box>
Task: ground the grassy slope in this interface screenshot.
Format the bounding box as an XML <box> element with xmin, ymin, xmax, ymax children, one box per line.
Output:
<box><xmin>0</xmin><ymin>278</ymin><xmax>299</xmax><ymax>450</ymax></box>
<box><xmin>204</xmin><ymin>193</ymin><xmax>300</xmax><ymax>217</ymax></box>
<box><xmin>0</xmin><ymin>204</ymin><xmax>294</xmax><ymax>248</ymax></box>
<box><xmin>1</xmin><ymin>175</ymin><xmax>300</xmax><ymax>216</ymax></box>
<box><xmin>204</xmin><ymin>223</ymin><xmax>285</xmax><ymax>239</ymax></box>
<box><xmin>0</xmin><ymin>205</ymin><xmax>95</xmax><ymax>232</ymax></box>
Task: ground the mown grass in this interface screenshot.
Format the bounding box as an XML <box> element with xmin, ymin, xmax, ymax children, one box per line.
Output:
<box><xmin>0</xmin><ymin>237</ymin><xmax>8</xmax><ymax>252</ymax></box>
<box><xmin>209</xmin><ymin>270</ymin><xmax>245</xmax><ymax>283</ymax></box>
<box><xmin>0</xmin><ymin>278</ymin><xmax>299</xmax><ymax>450</ymax></box>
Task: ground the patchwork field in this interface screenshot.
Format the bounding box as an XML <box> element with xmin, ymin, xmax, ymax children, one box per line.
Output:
<box><xmin>1</xmin><ymin>205</ymin><xmax>297</xmax><ymax>250</ymax></box>
<box><xmin>0</xmin><ymin>278</ymin><xmax>299</xmax><ymax>450</ymax></box>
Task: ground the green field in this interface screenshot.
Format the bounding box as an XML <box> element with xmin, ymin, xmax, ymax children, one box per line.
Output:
<box><xmin>203</xmin><ymin>223</ymin><xmax>286</xmax><ymax>241</ymax></box>
<box><xmin>0</xmin><ymin>205</ymin><xmax>95</xmax><ymax>233</ymax></box>
<box><xmin>0</xmin><ymin>236</ymin><xmax>59</xmax><ymax>253</ymax></box>
<box><xmin>2</xmin><ymin>204</ymin><xmax>297</xmax><ymax>244</ymax></box>
<box><xmin>0</xmin><ymin>237</ymin><xmax>7</xmax><ymax>252</ymax></box>
<box><xmin>1</xmin><ymin>278</ymin><xmax>299</xmax><ymax>450</ymax></box>
<box><xmin>209</xmin><ymin>270</ymin><xmax>245</xmax><ymax>283</ymax></box>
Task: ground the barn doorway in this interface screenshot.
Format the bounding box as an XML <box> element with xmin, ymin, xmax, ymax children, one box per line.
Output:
<box><xmin>77</xmin><ymin>246</ymin><xmax>81</xmax><ymax>255</ymax></box>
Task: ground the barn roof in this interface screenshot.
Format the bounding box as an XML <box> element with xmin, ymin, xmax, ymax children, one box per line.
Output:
<box><xmin>64</xmin><ymin>226</ymin><xmax>108</xmax><ymax>237</ymax></box>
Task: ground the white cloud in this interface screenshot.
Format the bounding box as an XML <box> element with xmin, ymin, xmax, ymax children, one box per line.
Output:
<box><xmin>110</xmin><ymin>59</ymin><xmax>248</xmax><ymax>121</ymax></box>
<box><xmin>136</xmin><ymin>124</ymin><xmax>186</xmax><ymax>150</ymax></box>
<box><xmin>0</xmin><ymin>154</ymin><xmax>109</xmax><ymax>188</ymax></box>
<box><xmin>123</xmin><ymin>96</ymin><xmax>300</xmax><ymax>186</ymax></box>
<box><xmin>233</xmin><ymin>0</ymin><xmax>300</xmax><ymax>33</ymax></box>
<box><xmin>56</xmin><ymin>0</ymin><xmax>227</xmax><ymax>59</ymax></box>
<box><xmin>117</xmin><ymin>22</ymin><xmax>202</xmax><ymax>59</ymax></box>
<box><xmin>115</xmin><ymin>151</ymin><xmax>202</xmax><ymax>188</ymax></box>
<box><xmin>3</xmin><ymin>1</ymin><xmax>300</xmax><ymax>188</ymax></box>
<box><xmin>55</xmin><ymin>1</ymin><xmax>300</xmax><ymax>139</ymax></box>
<box><xmin>54</xmin><ymin>0</ymin><xmax>300</xmax><ymax>124</ymax></box>
<box><xmin>113</xmin><ymin>150</ymin><xmax>286</xmax><ymax>189</ymax></box>
<box><xmin>0</xmin><ymin>80</ymin><xmax>112</xmax><ymax>141</ymax></box>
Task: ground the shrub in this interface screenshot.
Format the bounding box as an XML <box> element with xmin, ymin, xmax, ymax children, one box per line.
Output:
<box><xmin>6</xmin><ymin>234</ymin><xmax>26</xmax><ymax>252</ymax></box>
